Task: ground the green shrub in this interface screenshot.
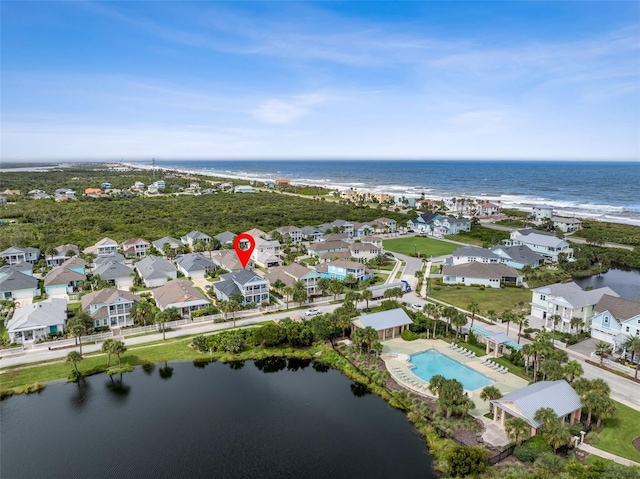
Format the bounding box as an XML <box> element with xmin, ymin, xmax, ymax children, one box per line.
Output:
<box><xmin>513</xmin><ymin>434</ymin><xmax>552</xmax><ymax>462</ymax></box>
<box><xmin>401</xmin><ymin>329</ymin><xmax>419</xmax><ymax>341</ymax></box>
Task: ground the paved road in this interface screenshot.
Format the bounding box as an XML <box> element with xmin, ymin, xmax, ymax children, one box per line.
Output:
<box><xmin>565</xmin><ymin>235</ymin><xmax>634</xmax><ymax>251</ymax></box>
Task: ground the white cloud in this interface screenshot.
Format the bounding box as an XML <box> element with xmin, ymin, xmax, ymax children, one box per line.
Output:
<box><xmin>253</xmin><ymin>94</ymin><xmax>329</xmax><ymax>124</ymax></box>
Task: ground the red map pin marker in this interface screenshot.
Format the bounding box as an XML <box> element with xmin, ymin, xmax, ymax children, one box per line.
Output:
<box><xmin>233</xmin><ymin>233</ymin><xmax>255</xmax><ymax>269</ymax></box>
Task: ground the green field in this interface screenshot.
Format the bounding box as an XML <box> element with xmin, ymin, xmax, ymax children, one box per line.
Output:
<box><xmin>383</xmin><ymin>237</ymin><xmax>458</xmax><ymax>257</ymax></box>
<box><xmin>429</xmin><ymin>284</ymin><xmax>532</xmax><ymax>315</ymax></box>
<box><xmin>593</xmin><ymin>400</ymin><xmax>640</xmax><ymax>462</ymax></box>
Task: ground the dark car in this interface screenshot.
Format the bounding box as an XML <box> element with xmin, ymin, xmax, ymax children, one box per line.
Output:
<box><xmin>385</xmin><ymin>252</ymin><xmax>395</xmax><ymax>258</ymax></box>
<box><xmin>407</xmin><ymin>229</ymin><xmax>414</xmax><ymax>233</ymax></box>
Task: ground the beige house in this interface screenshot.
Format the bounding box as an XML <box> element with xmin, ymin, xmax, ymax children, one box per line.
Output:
<box><xmin>352</xmin><ymin>308</ymin><xmax>413</xmax><ymax>341</ymax></box>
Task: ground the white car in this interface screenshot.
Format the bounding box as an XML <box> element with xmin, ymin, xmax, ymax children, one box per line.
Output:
<box><xmin>305</xmin><ymin>308</ymin><xmax>321</xmax><ymax>316</ymax></box>
<box><xmin>411</xmin><ymin>304</ymin><xmax>423</xmax><ymax>311</ymax></box>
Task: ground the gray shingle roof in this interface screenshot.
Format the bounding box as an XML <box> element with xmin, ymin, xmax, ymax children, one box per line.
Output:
<box><xmin>0</xmin><ymin>270</ymin><xmax>38</xmax><ymax>292</ymax></box>
<box><xmin>7</xmin><ymin>298</ymin><xmax>67</xmax><ymax>333</ymax></box>
<box><xmin>153</xmin><ymin>279</ymin><xmax>208</xmax><ymax>309</ymax></box>
<box><xmin>442</xmin><ymin>262</ymin><xmax>520</xmax><ymax>279</ymax></box>
<box><xmin>353</xmin><ymin>308</ymin><xmax>413</xmax><ymax>331</ymax></box>
<box><xmin>452</xmin><ymin>246</ymin><xmax>501</xmax><ymax>260</ymax></box>
<box><xmin>214</xmin><ymin>231</ymin><xmax>236</xmax><ymax>244</ymax></box>
<box><xmin>152</xmin><ymin>236</ymin><xmax>182</xmax><ymax>250</ymax></box>
<box><xmin>94</xmin><ymin>253</ymin><xmax>126</xmax><ymax>266</ymax></box>
<box><xmin>174</xmin><ymin>253</ymin><xmax>216</xmax><ymax>273</ymax></box>
<box><xmin>93</xmin><ymin>261</ymin><xmax>133</xmax><ymax>280</ymax></box>
<box><xmin>44</xmin><ymin>267</ymin><xmax>86</xmax><ymax>286</ymax></box>
<box><xmin>492</xmin><ymin>245</ymin><xmax>544</xmax><ymax>265</ymax></box>
<box><xmin>135</xmin><ymin>256</ymin><xmax>176</xmax><ymax>280</ymax></box>
<box><xmin>81</xmin><ymin>288</ymin><xmax>139</xmax><ymax>311</ymax></box>
<box><xmin>533</xmin><ymin>282</ymin><xmax>619</xmax><ymax>309</ymax></box>
<box><xmin>594</xmin><ymin>294</ymin><xmax>640</xmax><ymax>320</ymax></box>
<box><xmin>491</xmin><ymin>380</ymin><xmax>582</xmax><ymax>428</ymax></box>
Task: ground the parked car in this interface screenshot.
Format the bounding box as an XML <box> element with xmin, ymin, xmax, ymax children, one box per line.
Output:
<box><xmin>305</xmin><ymin>308</ymin><xmax>321</xmax><ymax>316</ymax></box>
<box><xmin>385</xmin><ymin>252</ymin><xmax>395</xmax><ymax>258</ymax></box>
<box><xmin>411</xmin><ymin>303</ymin><xmax>423</xmax><ymax>311</ymax></box>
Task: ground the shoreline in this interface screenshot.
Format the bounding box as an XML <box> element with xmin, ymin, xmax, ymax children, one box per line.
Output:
<box><xmin>121</xmin><ymin>161</ymin><xmax>640</xmax><ymax>228</ymax></box>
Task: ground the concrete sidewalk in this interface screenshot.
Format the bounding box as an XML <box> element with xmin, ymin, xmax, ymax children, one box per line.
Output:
<box><xmin>577</xmin><ymin>443</ymin><xmax>640</xmax><ymax>467</ymax></box>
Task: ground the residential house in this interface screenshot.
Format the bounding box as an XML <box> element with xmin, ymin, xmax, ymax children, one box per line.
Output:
<box><xmin>153</xmin><ymin>279</ymin><xmax>210</xmax><ymax>318</ymax></box>
<box><xmin>265</xmin><ymin>263</ymin><xmax>321</xmax><ymax>297</ymax></box>
<box><xmin>29</xmin><ymin>189</ymin><xmax>51</xmax><ymax>200</ymax></box>
<box><xmin>320</xmin><ymin>233</ymin><xmax>350</xmax><ymax>243</ymax></box>
<box><xmin>181</xmin><ymin>231</ymin><xmax>213</xmax><ymax>249</ymax></box>
<box><xmin>552</xmin><ymin>216</ymin><xmax>581</xmax><ymax>233</ymax></box>
<box><xmin>7</xmin><ymin>298</ymin><xmax>67</xmax><ymax>343</ymax></box>
<box><xmin>245</xmin><ymin>228</ymin><xmax>269</xmax><ymax>239</ymax></box>
<box><xmin>591</xmin><ymin>295</ymin><xmax>640</xmax><ymax>351</ymax></box>
<box><xmin>350</xmin><ymin>242</ymin><xmax>382</xmax><ymax>263</ymax></box>
<box><xmin>1</xmin><ymin>246</ymin><xmax>40</xmax><ymax>265</ymax></box>
<box><xmin>300</xmin><ymin>226</ymin><xmax>323</xmax><ymax>242</ymax></box>
<box><xmin>252</xmin><ymin>238</ymin><xmax>282</xmax><ymax>268</ymax></box>
<box><xmin>316</xmin><ymin>259</ymin><xmax>372</xmax><ymax>282</ymax></box>
<box><xmin>214</xmin><ymin>231</ymin><xmax>236</xmax><ymax>246</ymax></box>
<box><xmin>55</xmin><ymin>188</ymin><xmax>76</xmax><ymax>200</ymax></box>
<box><xmin>374</xmin><ymin>217</ymin><xmax>397</xmax><ymax>233</ymax></box>
<box><xmin>100</xmin><ymin>182</ymin><xmax>112</xmax><ymax>189</ymax></box>
<box><xmin>407</xmin><ymin>213</ymin><xmax>441</xmax><ymax>233</ymax></box>
<box><xmin>210</xmin><ymin>250</ymin><xmax>250</xmax><ymax>271</ymax></box>
<box><xmin>84</xmin><ymin>237</ymin><xmax>119</xmax><ymax>257</ymax></box>
<box><xmin>432</xmin><ymin>216</ymin><xmax>471</xmax><ymax>236</ymax></box>
<box><xmin>135</xmin><ymin>256</ymin><xmax>177</xmax><ymax>288</ymax></box>
<box><xmin>44</xmin><ymin>265</ymin><xmax>86</xmax><ymax>296</ymax></box>
<box><xmin>530</xmin><ymin>282</ymin><xmax>619</xmax><ymax>332</ymax></box>
<box><xmin>318</xmin><ymin>250</ymin><xmax>352</xmax><ymax>263</ymax></box>
<box><xmin>394</xmin><ymin>196</ymin><xmax>416</xmax><ymax>207</ymax></box>
<box><xmin>84</xmin><ymin>187</ymin><xmax>102</xmax><ymax>196</ymax></box>
<box><xmin>120</xmin><ymin>238</ymin><xmax>151</xmax><ymax>257</ymax></box>
<box><xmin>215</xmin><ymin>270</ymin><xmax>270</xmax><ymax>306</ymax></box>
<box><xmin>0</xmin><ymin>267</ymin><xmax>39</xmax><ymax>301</ymax></box>
<box><xmin>490</xmin><ymin>245</ymin><xmax>545</xmax><ymax>270</ymax></box>
<box><xmin>491</xmin><ymin>380</ymin><xmax>582</xmax><ymax>437</ymax></box>
<box><xmin>0</xmin><ymin>189</ymin><xmax>20</xmax><ymax>196</ymax></box>
<box><xmin>507</xmin><ymin>231</ymin><xmax>573</xmax><ymax>262</ymax></box>
<box><xmin>153</xmin><ymin>236</ymin><xmax>183</xmax><ymax>256</ymax></box>
<box><xmin>307</xmin><ymin>241</ymin><xmax>351</xmax><ymax>258</ymax></box>
<box><xmin>442</xmin><ymin>263</ymin><xmax>522</xmax><ymax>288</ymax></box>
<box><xmin>94</xmin><ymin>253</ymin><xmax>126</xmax><ymax>268</ymax></box>
<box><xmin>477</xmin><ymin>202</ymin><xmax>500</xmax><ymax>216</ymax></box>
<box><xmin>174</xmin><ymin>253</ymin><xmax>216</xmax><ymax>279</ymax></box>
<box><xmin>275</xmin><ymin>226</ymin><xmax>303</xmax><ymax>243</ymax></box>
<box><xmin>58</xmin><ymin>256</ymin><xmax>87</xmax><ymax>275</ymax></box>
<box><xmin>532</xmin><ymin>205</ymin><xmax>554</xmax><ymax>221</ymax></box>
<box><xmin>352</xmin><ymin>308</ymin><xmax>413</xmax><ymax>341</ymax></box>
<box><xmin>93</xmin><ymin>261</ymin><xmax>134</xmax><ymax>290</ymax></box>
<box><xmin>81</xmin><ymin>288</ymin><xmax>139</xmax><ymax>328</ymax></box>
<box><xmin>352</xmin><ymin>222</ymin><xmax>375</xmax><ymax>238</ymax></box>
<box><xmin>45</xmin><ymin>244</ymin><xmax>80</xmax><ymax>267</ymax></box>
<box><xmin>448</xmin><ymin>246</ymin><xmax>502</xmax><ymax>265</ymax></box>
<box><xmin>234</xmin><ymin>185</ymin><xmax>255</xmax><ymax>193</ymax></box>
<box><xmin>317</xmin><ymin>220</ymin><xmax>354</xmax><ymax>236</ymax></box>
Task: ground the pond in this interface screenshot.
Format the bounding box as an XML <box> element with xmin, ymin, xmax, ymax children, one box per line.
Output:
<box><xmin>1</xmin><ymin>358</ymin><xmax>437</xmax><ymax>479</ymax></box>
<box><xmin>574</xmin><ymin>268</ymin><xmax>640</xmax><ymax>300</ymax></box>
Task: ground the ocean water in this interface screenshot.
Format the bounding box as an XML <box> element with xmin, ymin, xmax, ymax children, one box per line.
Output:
<box><xmin>131</xmin><ymin>160</ymin><xmax>640</xmax><ymax>225</ymax></box>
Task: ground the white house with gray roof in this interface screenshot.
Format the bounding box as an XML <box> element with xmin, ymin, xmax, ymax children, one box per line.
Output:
<box><xmin>531</xmin><ymin>281</ymin><xmax>619</xmax><ymax>332</ymax></box>
<box><xmin>82</xmin><ymin>288</ymin><xmax>139</xmax><ymax>328</ymax></box>
<box><xmin>135</xmin><ymin>255</ymin><xmax>177</xmax><ymax>288</ymax></box>
<box><xmin>214</xmin><ymin>270</ymin><xmax>270</xmax><ymax>306</ymax></box>
<box><xmin>214</xmin><ymin>231</ymin><xmax>236</xmax><ymax>245</ymax></box>
<box><xmin>153</xmin><ymin>236</ymin><xmax>183</xmax><ymax>255</ymax></box>
<box><xmin>491</xmin><ymin>380</ymin><xmax>582</xmax><ymax>436</ymax></box>
<box><xmin>83</xmin><ymin>237</ymin><xmax>118</xmax><ymax>256</ymax></box>
<box><xmin>490</xmin><ymin>245</ymin><xmax>545</xmax><ymax>269</ymax></box>
<box><xmin>300</xmin><ymin>226</ymin><xmax>323</xmax><ymax>242</ymax></box>
<box><xmin>174</xmin><ymin>253</ymin><xmax>216</xmax><ymax>279</ymax></box>
<box><xmin>153</xmin><ymin>279</ymin><xmax>210</xmax><ymax>318</ymax></box>
<box><xmin>93</xmin><ymin>261</ymin><xmax>134</xmax><ymax>290</ymax></box>
<box><xmin>7</xmin><ymin>298</ymin><xmax>67</xmax><ymax>343</ymax></box>
<box><xmin>181</xmin><ymin>230</ymin><xmax>212</xmax><ymax>249</ymax></box>
<box><xmin>442</xmin><ymin>263</ymin><xmax>522</xmax><ymax>288</ymax></box>
<box><xmin>1</xmin><ymin>246</ymin><xmax>40</xmax><ymax>265</ymax></box>
<box><xmin>448</xmin><ymin>246</ymin><xmax>502</xmax><ymax>265</ymax></box>
<box><xmin>507</xmin><ymin>231</ymin><xmax>573</xmax><ymax>262</ymax></box>
<box><xmin>0</xmin><ymin>268</ymin><xmax>39</xmax><ymax>301</ymax></box>
<box><xmin>352</xmin><ymin>308</ymin><xmax>413</xmax><ymax>341</ymax></box>
<box><xmin>44</xmin><ymin>265</ymin><xmax>86</xmax><ymax>296</ymax></box>
<box><xmin>46</xmin><ymin>244</ymin><xmax>80</xmax><ymax>267</ymax></box>
<box><xmin>590</xmin><ymin>294</ymin><xmax>640</xmax><ymax>351</ymax></box>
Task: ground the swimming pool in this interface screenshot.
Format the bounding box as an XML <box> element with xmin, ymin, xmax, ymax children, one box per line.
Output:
<box><xmin>409</xmin><ymin>349</ymin><xmax>494</xmax><ymax>391</ymax></box>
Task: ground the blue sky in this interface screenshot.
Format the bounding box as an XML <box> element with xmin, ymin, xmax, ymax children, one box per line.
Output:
<box><xmin>2</xmin><ymin>1</ymin><xmax>639</xmax><ymax>161</ymax></box>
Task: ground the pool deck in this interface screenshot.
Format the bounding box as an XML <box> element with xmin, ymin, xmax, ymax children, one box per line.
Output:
<box><xmin>381</xmin><ymin>338</ymin><xmax>529</xmax><ymax>418</ymax></box>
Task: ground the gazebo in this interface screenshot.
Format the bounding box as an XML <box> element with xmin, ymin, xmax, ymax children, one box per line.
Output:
<box><xmin>484</xmin><ymin>332</ymin><xmax>511</xmax><ymax>358</ymax></box>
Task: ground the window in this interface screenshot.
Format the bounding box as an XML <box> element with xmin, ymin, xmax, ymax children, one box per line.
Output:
<box><xmin>604</xmin><ymin>315</ymin><xmax>610</xmax><ymax>325</ymax></box>
<box><xmin>626</xmin><ymin>326</ymin><xmax>630</xmax><ymax>332</ymax></box>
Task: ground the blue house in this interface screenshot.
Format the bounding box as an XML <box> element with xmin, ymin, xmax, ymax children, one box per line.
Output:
<box><xmin>316</xmin><ymin>259</ymin><xmax>373</xmax><ymax>282</ymax></box>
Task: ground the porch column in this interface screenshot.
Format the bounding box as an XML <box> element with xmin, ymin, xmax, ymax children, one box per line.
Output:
<box><xmin>500</xmin><ymin>410</ymin><xmax>506</xmax><ymax>427</ymax></box>
<box><xmin>493</xmin><ymin>407</ymin><xmax>499</xmax><ymax>422</ymax></box>
<box><xmin>486</xmin><ymin>342</ymin><xmax>490</xmax><ymax>355</ymax></box>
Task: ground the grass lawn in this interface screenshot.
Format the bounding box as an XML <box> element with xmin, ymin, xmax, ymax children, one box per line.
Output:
<box><xmin>593</xmin><ymin>400</ymin><xmax>640</xmax><ymax>462</ymax></box>
<box><xmin>372</xmin><ymin>273</ymin><xmax>389</xmax><ymax>285</ymax></box>
<box><xmin>299</xmin><ymin>257</ymin><xmax>318</xmax><ymax>266</ymax></box>
<box><xmin>377</xmin><ymin>262</ymin><xmax>396</xmax><ymax>271</ymax></box>
<box><xmin>383</xmin><ymin>237</ymin><xmax>458</xmax><ymax>257</ymax></box>
<box><xmin>429</xmin><ymin>285</ymin><xmax>532</xmax><ymax>314</ymax></box>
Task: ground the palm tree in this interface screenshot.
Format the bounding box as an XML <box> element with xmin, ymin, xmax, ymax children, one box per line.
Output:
<box><xmin>513</xmin><ymin>312</ymin><xmax>529</xmax><ymax>344</ymax></box>
<box><xmin>317</xmin><ymin>277</ymin><xmax>330</xmax><ymax>297</ymax></box>
<box><xmin>480</xmin><ymin>385</ymin><xmax>502</xmax><ymax>413</ymax></box>
<box><xmin>67</xmin><ymin>312</ymin><xmax>92</xmax><ymax>355</ymax></box>
<box><xmin>570</xmin><ymin>316</ymin><xmax>583</xmax><ymax>339</ymax></box>
<box><xmin>521</xmin><ymin>343</ymin><xmax>535</xmax><ymax>375</ymax></box>
<box><xmin>156</xmin><ymin>307</ymin><xmax>180</xmax><ymax>340</ymax></box>
<box><xmin>594</xmin><ymin>340</ymin><xmax>612</xmax><ymax>366</ymax></box>
<box><xmin>102</xmin><ymin>338</ymin><xmax>116</xmax><ymax>367</ymax></box>
<box><xmin>281</xmin><ymin>286</ymin><xmax>293</xmax><ymax>309</ymax></box>
<box><xmin>467</xmin><ymin>302</ymin><xmax>480</xmax><ymax>329</ymax></box>
<box><xmin>430</xmin><ymin>304</ymin><xmax>443</xmax><ymax>339</ymax></box>
<box><xmin>113</xmin><ymin>340</ymin><xmax>127</xmax><ymax>368</ymax></box>
<box><xmin>622</xmin><ymin>335</ymin><xmax>640</xmax><ymax>379</ymax></box>
<box><xmin>45</xmin><ymin>246</ymin><xmax>58</xmax><ymax>267</ymax></box>
<box><xmin>582</xmin><ymin>390</ymin><xmax>606</xmax><ymax>425</ymax></box>
<box><xmin>534</xmin><ymin>407</ymin><xmax>558</xmax><ymax>431</ymax></box>
<box><xmin>328</xmin><ymin>280</ymin><xmax>344</xmax><ymax>300</ymax></box>
<box><xmin>66</xmin><ymin>351</ymin><xmax>83</xmax><ymax>377</ymax></box>
<box><xmin>451</xmin><ymin>311</ymin><xmax>467</xmax><ymax>338</ymax></box>
<box><xmin>336</xmin><ymin>314</ymin><xmax>351</xmax><ymax>338</ymax></box>
<box><xmin>428</xmin><ymin>374</ymin><xmax>447</xmax><ymax>396</ymax></box>
<box><xmin>501</xmin><ymin>310</ymin><xmax>514</xmax><ymax>336</ymax></box>
<box><xmin>360</xmin><ymin>289</ymin><xmax>372</xmax><ymax>310</ymax></box>
<box><xmin>505</xmin><ymin>417</ymin><xmax>530</xmax><ymax>445</ymax></box>
<box><xmin>549</xmin><ymin>314</ymin><xmax>562</xmax><ymax>342</ymax></box>
<box><xmin>130</xmin><ymin>300</ymin><xmax>154</xmax><ymax>326</ymax></box>
<box><xmin>543</xmin><ymin>422</ymin><xmax>571</xmax><ymax>453</ymax></box>
<box><xmin>486</xmin><ymin>309</ymin><xmax>497</xmax><ymax>325</ymax></box>
<box><xmin>562</xmin><ymin>360</ymin><xmax>583</xmax><ymax>384</ymax></box>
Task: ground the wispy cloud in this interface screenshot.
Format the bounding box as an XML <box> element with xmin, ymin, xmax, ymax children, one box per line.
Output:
<box><xmin>253</xmin><ymin>93</ymin><xmax>330</xmax><ymax>124</ymax></box>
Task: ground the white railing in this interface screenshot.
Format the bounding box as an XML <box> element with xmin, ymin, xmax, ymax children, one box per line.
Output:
<box><xmin>122</xmin><ymin>319</ymin><xmax>189</xmax><ymax>336</ymax></box>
